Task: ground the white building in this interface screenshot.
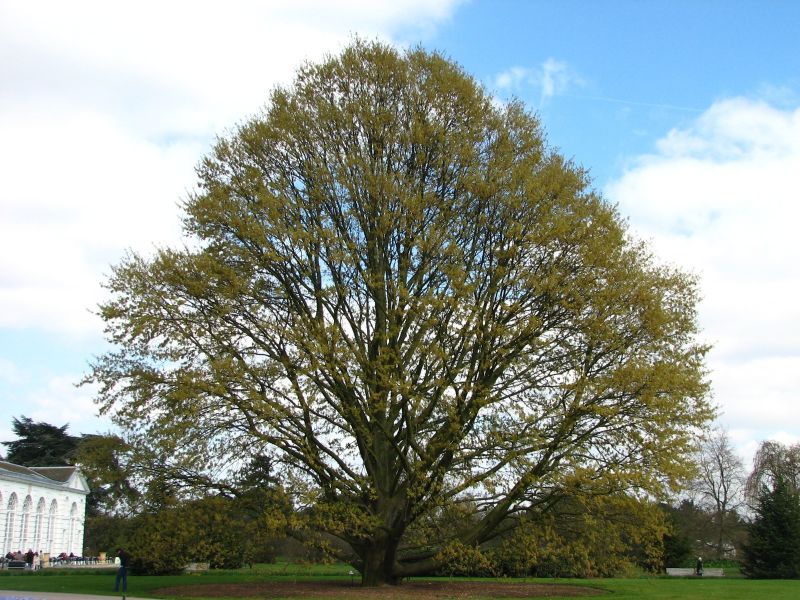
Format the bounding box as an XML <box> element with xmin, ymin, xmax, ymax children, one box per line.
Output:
<box><xmin>1</xmin><ymin>461</ymin><xmax>89</xmax><ymax>557</ymax></box>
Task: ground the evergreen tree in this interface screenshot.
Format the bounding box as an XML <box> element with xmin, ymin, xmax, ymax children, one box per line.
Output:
<box><xmin>2</xmin><ymin>416</ymin><xmax>79</xmax><ymax>465</ymax></box>
<box><xmin>742</xmin><ymin>476</ymin><xmax>800</xmax><ymax>578</ymax></box>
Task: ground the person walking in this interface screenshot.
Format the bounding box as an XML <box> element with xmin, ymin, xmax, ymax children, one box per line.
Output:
<box><xmin>114</xmin><ymin>547</ymin><xmax>130</xmax><ymax>598</ymax></box>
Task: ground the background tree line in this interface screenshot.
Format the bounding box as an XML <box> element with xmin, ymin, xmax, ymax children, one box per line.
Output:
<box><xmin>3</xmin><ymin>416</ymin><xmax>798</xmax><ymax>577</ymax></box>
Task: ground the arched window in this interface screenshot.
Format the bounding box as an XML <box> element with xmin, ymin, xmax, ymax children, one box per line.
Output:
<box><xmin>20</xmin><ymin>495</ymin><xmax>33</xmax><ymax>549</ymax></box>
<box><xmin>4</xmin><ymin>493</ymin><xmax>18</xmax><ymax>553</ymax></box>
<box><xmin>33</xmin><ymin>498</ymin><xmax>46</xmax><ymax>551</ymax></box>
<box><xmin>45</xmin><ymin>499</ymin><xmax>58</xmax><ymax>554</ymax></box>
<box><xmin>67</xmin><ymin>502</ymin><xmax>78</xmax><ymax>555</ymax></box>
<box><xmin>0</xmin><ymin>492</ymin><xmax>4</xmax><ymax>555</ymax></box>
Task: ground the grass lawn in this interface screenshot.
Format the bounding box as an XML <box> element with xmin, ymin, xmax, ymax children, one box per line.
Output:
<box><xmin>1</xmin><ymin>563</ymin><xmax>798</xmax><ymax>599</ymax></box>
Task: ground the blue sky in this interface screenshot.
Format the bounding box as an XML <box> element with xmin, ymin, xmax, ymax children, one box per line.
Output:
<box><xmin>441</xmin><ymin>1</ymin><xmax>800</xmax><ymax>183</ymax></box>
<box><xmin>1</xmin><ymin>0</ymin><xmax>798</xmax><ymax>466</ymax></box>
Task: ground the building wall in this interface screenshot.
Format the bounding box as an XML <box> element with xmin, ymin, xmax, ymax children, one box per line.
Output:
<box><xmin>1</xmin><ymin>477</ymin><xmax>86</xmax><ymax>557</ymax></box>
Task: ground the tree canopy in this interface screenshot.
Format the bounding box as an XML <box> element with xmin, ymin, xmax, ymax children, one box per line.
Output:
<box><xmin>88</xmin><ymin>40</ymin><xmax>712</xmax><ymax>585</ymax></box>
<box><xmin>747</xmin><ymin>440</ymin><xmax>800</xmax><ymax>500</ymax></box>
<box><xmin>2</xmin><ymin>416</ymin><xmax>79</xmax><ymax>466</ymax></box>
<box><xmin>74</xmin><ymin>432</ymin><xmax>140</xmax><ymax>515</ymax></box>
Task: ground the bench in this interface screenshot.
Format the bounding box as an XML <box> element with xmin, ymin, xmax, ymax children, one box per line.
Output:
<box><xmin>184</xmin><ymin>562</ymin><xmax>210</xmax><ymax>573</ymax></box>
<box><xmin>6</xmin><ymin>560</ymin><xmax>28</xmax><ymax>570</ymax></box>
<box><xmin>666</xmin><ymin>567</ymin><xmax>724</xmax><ymax>577</ymax></box>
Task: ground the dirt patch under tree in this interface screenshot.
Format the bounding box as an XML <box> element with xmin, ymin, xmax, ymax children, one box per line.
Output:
<box><xmin>155</xmin><ymin>580</ymin><xmax>605</xmax><ymax>599</ymax></box>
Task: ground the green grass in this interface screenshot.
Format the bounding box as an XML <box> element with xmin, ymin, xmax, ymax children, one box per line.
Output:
<box><xmin>584</xmin><ymin>577</ymin><xmax>799</xmax><ymax>599</ymax></box>
<box><xmin>1</xmin><ymin>563</ymin><xmax>799</xmax><ymax>599</ymax></box>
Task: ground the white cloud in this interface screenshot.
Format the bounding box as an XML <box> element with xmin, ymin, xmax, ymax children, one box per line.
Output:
<box><xmin>494</xmin><ymin>58</ymin><xmax>582</xmax><ymax>105</ymax></box>
<box><xmin>0</xmin><ymin>109</ymin><xmax>201</xmax><ymax>334</ymax></box>
<box><xmin>0</xmin><ymin>358</ymin><xmax>24</xmax><ymax>386</ymax></box>
<box><xmin>606</xmin><ymin>98</ymin><xmax>800</xmax><ymax>457</ymax></box>
<box><xmin>25</xmin><ymin>376</ymin><xmax>108</xmax><ymax>433</ymax></box>
<box><xmin>539</xmin><ymin>58</ymin><xmax>572</xmax><ymax>102</ymax></box>
<box><xmin>0</xmin><ymin>0</ymin><xmax>461</xmax><ymax>337</ymax></box>
<box><xmin>495</xmin><ymin>66</ymin><xmax>531</xmax><ymax>90</ymax></box>
<box><xmin>0</xmin><ymin>374</ymin><xmax>114</xmax><ymax>450</ymax></box>
<box><xmin>655</xmin><ymin>98</ymin><xmax>800</xmax><ymax>160</ymax></box>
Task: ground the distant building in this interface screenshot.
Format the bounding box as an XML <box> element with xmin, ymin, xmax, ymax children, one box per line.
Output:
<box><xmin>1</xmin><ymin>461</ymin><xmax>89</xmax><ymax>557</ymax></box>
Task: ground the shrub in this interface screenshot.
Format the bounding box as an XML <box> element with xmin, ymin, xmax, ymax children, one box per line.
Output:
<box><xmin>435</xmin><ymin>540</ymin><xmax>497</xmax><ymax>577</ymax></box>
<box><xmin>127</xmin><ymin>511</ymin><xmax>190</xmax><ymax>575</ymax></box>
<box><xmin>125</xmin><ymin>493</ymin><xmax>289</xmax><ymax>574</ymax></box>
<box><xmin>490</xmin><ymin>494</ymin><xmax>668</xmax><ymax>578</ymax></box>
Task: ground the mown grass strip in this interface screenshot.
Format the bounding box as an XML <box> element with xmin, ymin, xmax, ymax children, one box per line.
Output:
<box><xmin>1</xmin><ymin>566</ymin><xmax>799</xmax><ymax>600</ymax></box>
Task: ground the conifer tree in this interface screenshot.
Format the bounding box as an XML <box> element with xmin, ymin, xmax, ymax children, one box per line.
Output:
<box><xmin>2</xmin><ymin>416</ymin><xmax>78</xmax><ymax>466</ymax></box>
<box><xmin>742</xmin><ymin>476</ymin><xmax>800</xmax><ymax>578</ymax></box>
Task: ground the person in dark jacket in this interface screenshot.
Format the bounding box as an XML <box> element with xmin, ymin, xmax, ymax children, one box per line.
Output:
<box><xmin>114</xmin><ymin>548</ymin><xmax>129</xmax><ymax>597</ymax></box>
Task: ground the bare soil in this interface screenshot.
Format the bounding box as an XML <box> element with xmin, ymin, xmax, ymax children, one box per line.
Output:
<box><xmin>154</xmin><ymin>580</ymin><xmax>605</xmax><ymax>599</ymax></box>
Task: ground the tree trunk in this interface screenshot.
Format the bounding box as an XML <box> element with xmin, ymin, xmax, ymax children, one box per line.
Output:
<box><xmin>716</xmin><ymin>514</ymin><xmax>725</xmax><ymax>560</ymax></box>
<box><xmin>359</xmin><ymin>538</ymin><xmax>401</xmax><ymax>586</ymax></box>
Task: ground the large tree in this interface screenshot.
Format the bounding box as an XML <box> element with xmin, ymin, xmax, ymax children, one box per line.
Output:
<box><xmin>691</xmin><ymin>428</ymin><xmax>746</xmax><ymax>559</ymax></box>
<box><xmin>88</xmin><ymin>41</ymin><xmax>711</xmax><ymax>585</ymax></box>
<box><xmin>747</xmin><ymin>440</ymin><xmax>800</xmax><ymax>500</ymax></box>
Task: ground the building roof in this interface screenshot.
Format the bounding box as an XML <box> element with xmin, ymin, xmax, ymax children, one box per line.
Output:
<box><xmin>0</xmin><ymin>460</ymin><xmax>51</xmax><ymax>481</ymax></box>
<box><xmin>29</xmin><ymin>466</ymin><xmax>78</xmax><ymax>482</ymax></box>
<box><xmin>0</xmin><ymin>461</ymin><xmax>89</xmax><ymax>494</ymax></box>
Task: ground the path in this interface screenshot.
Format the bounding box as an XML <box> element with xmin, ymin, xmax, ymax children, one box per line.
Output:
<box><xmin>0</xmin><ymin>592</ymin><xmax>156</xmax><ymax>600</ymax></box>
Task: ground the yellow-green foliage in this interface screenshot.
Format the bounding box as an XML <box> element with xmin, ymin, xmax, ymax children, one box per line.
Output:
<box><xmin>89</xmin><ymin>38</ymin><xmax>712</xmax><ymax>584</ymax></box>
<box><xmin>126</xmin><ymin>510</ymin><xmax>191</xmax><ymax>575</ymax></box>
<box><xmin>435</xmin><ymin>540</ymin><xmax>497</xmax><ymax>577</ymax></box>
<box><xmin>126</xmin><ymin>495</ymin><xmax>287</xmax><ymax>574</ymax></box>
<box><xmin>492</xmin><ymin>495</ymin><xmax>669</xmax><ymax>578</ymax></box>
